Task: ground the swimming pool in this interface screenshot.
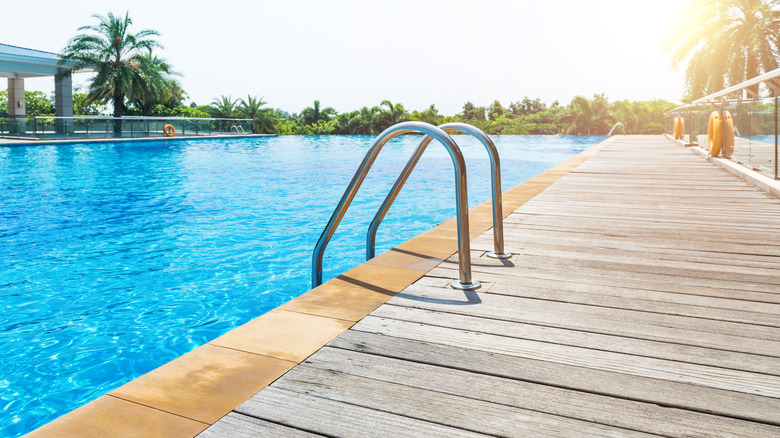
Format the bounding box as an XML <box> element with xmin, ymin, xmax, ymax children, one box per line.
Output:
<box><xmin>0</xmin><ymin>134</ymin><xmax>604</xmax><ymax>436</ymax></box>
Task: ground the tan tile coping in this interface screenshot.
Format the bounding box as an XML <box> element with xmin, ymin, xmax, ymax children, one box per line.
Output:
<box><xmin>25</xmin><ymin>136</ymin><xmax>615</xmax><ymax>437</ymax></box>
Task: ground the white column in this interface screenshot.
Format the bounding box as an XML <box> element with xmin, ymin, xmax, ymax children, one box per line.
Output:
<box><xmin>8</xmin><ymin>78</ymin><xmax>25</xmax><ymax>116</ymax></box>
<box><xmin>55</xmin><ymin>72</ymin><xmax>74</xmax><ymax>134</ymax></box>
<box><xmin>7</xmin><ymin>78</ymin><xmax>25</xmax><ymax>134</ymax></box>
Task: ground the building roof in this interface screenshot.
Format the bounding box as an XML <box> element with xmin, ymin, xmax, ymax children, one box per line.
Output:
<box><xmin>0</xmin><ymin>43</ymin><xmax>62</xmax><ymax>61</ymax></box>
<box><xmin>0</xmin><ymin>43</ymin><xmax>89</xmax><ymax>79</ymax></box>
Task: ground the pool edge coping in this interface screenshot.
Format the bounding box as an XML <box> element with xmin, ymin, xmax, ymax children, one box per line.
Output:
<box><xmin>0</xmin><ymin>133</ymin><xmax>277</xmax><ymax>146</ymax></box>
<box><xmin>23</xmin><ymin>135</ymin><xmax>617</xmax><ymax>437</ymax></box>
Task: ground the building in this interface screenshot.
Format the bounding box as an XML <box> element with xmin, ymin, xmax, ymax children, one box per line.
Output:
<box><xmin>0</xmin><ymin>43</ymin><xmax>91</xmax><ymax>133</ymax></box>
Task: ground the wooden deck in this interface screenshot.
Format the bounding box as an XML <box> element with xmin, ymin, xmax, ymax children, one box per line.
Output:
<box><xmin>200</xmin><ymin>136</ymin><xmax>780</xmax><ymax>437</ymax></box>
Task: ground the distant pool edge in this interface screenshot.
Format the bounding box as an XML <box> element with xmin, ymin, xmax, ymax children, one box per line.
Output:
<box><xmin>0</xmin><ymin>133</ymin><xmax>277</xmax><ymax>147</ymax></box>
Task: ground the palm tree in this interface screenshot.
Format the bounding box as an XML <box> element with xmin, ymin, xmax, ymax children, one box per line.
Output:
<box><xmin>301</xmin><ymin>100</ymin><xmax>337</xmax><ymax>125</ymax></box>
<box><xmin>61</xmin><ymin>12</ymin><xmax>163</xmax><ymax>133</ymax></box>
<box><xmin>128</xmin><ymin>54</ymin><xmax>184</xmax><ymax>115</ymax></box>
<box><xmin>665</xmin><ymin>0</ymin><xmax>780</xmax><ymax>98</ymax></box>
<box><xmin>238</xmin><ymin>95</ymin><xmax>278</xmax><ymax>133</ymax></box>
<box><xmin>357</xmin><ymin>106</ymin><xmax>380</xmax><ymax>134</ymax></box>
<box><xmin>377</xmin><ymin>100</ymin><xmax>408</xmax><ymax>130</ymax></box>
<box><xmin>564</xmin><ymin>94</ymin><xmax>614</xmax><ymax>135</ymax></box>
<box><xmin>210</xmin><ymin>95</ymin><xmax>239</xmax><ymax>118</ymax></box>
<box><xmin>611</xmin><ymin>100</ymin><xmax>637</xmax><ymax>134</ymax></box>
<box><xmin>410</xmin><ymin>104</ymin><xmax>442</xmax><ymax>125</ymax></box>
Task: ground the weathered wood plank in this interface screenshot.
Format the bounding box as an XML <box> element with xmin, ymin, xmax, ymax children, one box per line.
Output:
<box><xmin>431</xmin><ymin>263</ymin><xmax>780</xmax><ymax>326</ymax></box>
<box><xmin>429</xmin><ymin>258</ymin><xmax>780</xmax><ymax>294</ymax></box>
<box><xmin>499</xmin><ymin>246</ymin><xmax>780</xmax><ymax>283</ymax></box>
<box><xmin>273</xmin><ymin>365</ymin><xmax>655</xmax><ymax>437</ymax></box>
<box><xmin>197</xmin><ymin>413</ymin><xmax>322</xmax><ymax>437</ymax></box>
<box><xmin>349</xmin><ymin>315</ymin><xmax>780</xmax><ymax>397</ymax></box>
<box><xmin>420</xmin><ymin>271</ymin><xmax>780</xmax><ymax>308</ymax></box>
<box><xmin>517</xmin><ymin>205</ymin><xmax>780</xmax><ymax>226</ymax></box>
<box><xmin>371</xmin><ymin>304</ymin><xmax>780</xmax><ymax>375</ymax></box>
<box><xmin>503</xmin><ymin>216</ymin><xmax>780</xmax><ymax>248</ymax></box>
<box><xmin>302</xmin><ymin>347</ymin><xmax>780</xmax><ymax>437</ymax></box>
<box><xmin>472</xmin><ymin>232</ymin><xmax>780</xmax><ymax>270</ymax></box>
<box><xmin>235</xmin><ymin>387</ymin><xmax>489</xmax><ymax>438</ymax></box>
<box><xmin>328</xmin><ymin>331</ymin><xmax>780</xmax><ymax>425</ymax></box>
<box><xmin>501</xmin><ymin>219</ymin><xmax>780</xmax><ymax>249</ymax></box>
<box><xmin>389</xmin><ymin>278</ymin><xmax>780</xmax><ymax>355</ymax></box>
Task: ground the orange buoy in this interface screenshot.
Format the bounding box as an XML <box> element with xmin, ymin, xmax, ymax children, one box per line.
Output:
<box><xmin>678</xmin><ymin>117</ymin><xmax>685</xmax><ymax>140</ymax></box>
<box><xmin>673</xmin><ymin>116</ymin><xmax>680</xmax><ymax>139</ymax></box>
<box><xmin>708</xmin><ymin>111</ymin><xmax>722</xmax><ymax>157</ymax></box>
<box><xmin>163</xmin><ymin>124</ymin><xmax>175</xmax><ymax>137</ymax></box>
<box><xmin>721</xmin><ymin>110</ymin><xmax>735</xmax><ymax>158</ymax></box>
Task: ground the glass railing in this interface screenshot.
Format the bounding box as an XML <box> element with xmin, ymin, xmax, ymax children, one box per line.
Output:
<box><xmin>0</xmin><ymin>116</ymin><xmax>253</xmax><ymax>140</ymax></box>
<box><xmin>666</xmin><ymin>98</ymin><xmax>778</xmax><ymax>179</ymax></box>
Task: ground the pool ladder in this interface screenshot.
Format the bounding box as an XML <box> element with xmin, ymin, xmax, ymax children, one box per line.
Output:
<box><xmin>608</xmin><ymin>122</ymin><xmax>626</xmax><ymax>136</ymax></box>
<box><xmin>312</xmin><ymin>121</ymin><xmax>511</xmax><ymax>291</ymax></box>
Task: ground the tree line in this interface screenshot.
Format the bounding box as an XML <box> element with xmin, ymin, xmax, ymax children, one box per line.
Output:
<box><xmin>0</xmin><ymin>90</ymin><xmax>676</xmax><ymax>136</ymax></box>
<box><xmin>238</xmin><ymin>95</ymin><xmax>675</xmax><ymax>136</ymax></box>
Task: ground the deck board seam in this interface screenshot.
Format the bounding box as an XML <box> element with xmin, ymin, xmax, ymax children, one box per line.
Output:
<box><xmin>276</xmin><ymin>363</ymin><xmax>670</xmax><ymax>437</ymax></box>
<box><xmin>325</xmin><ymin>339</ymin><xmax>780</xmax><ymax>427</ymax></box>
<box><xmin>363</xmin><ymin>306</ymin><xmax>780</xmax><ymax>373</ymax></box>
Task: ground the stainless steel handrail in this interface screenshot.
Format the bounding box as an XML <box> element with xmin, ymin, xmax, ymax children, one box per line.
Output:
<box><xmin>366</xmin><ymin>122</ymin><xmax>511</xmax><ymax>262</ymax></box>
<box><xmin>608</xmin><ymin>122</ymin><xmax>626</xmax><ymax>136</ymax></box>
<box><xmin>312</xmin><ymin>121</ymin><xmax>480</xmax><ymax>291</ymax></box>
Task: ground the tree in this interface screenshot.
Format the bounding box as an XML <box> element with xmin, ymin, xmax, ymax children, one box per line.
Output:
<box><xmin>238</xmin><ymin>95</ymin><xmax>278</xmax><ymax>133</ymax></box>
<box><xmin>509</xmin><ymin>97</ymin><xmax>546</xmax><ymax>118</ymax></box>
<box><xmin>127</xmin><ymin>54</ymin><xmax>184</xmax><ymax>115</ymax></box>
<box><xmin>410</xmin><ymin>104</ymin><xmax>442</xmax><ymax>125</ymax></box>
<box><xmin>160</xmin><ymin>105</ymin><xmax>211</xmax><ymax>118</ymax></box>
<box><xmin>564</xmin><ymin>94</ymin><xmax>614</xmax><ymax>135</ymax></box>
<box><xmin>73</xmin><ymin>86</ymin><xmax>107</xmax><ymax>115</ymax></box>
<box><xmin>23</xmin><ymin>91</ymin><xmax>55</xmax><ymax>116</ymax></box>
<box><xmin>357</xmin><ymin>106</ymin><xmax>380</xmax><ymax>134</ymax></box>
<box><xmin>377</xmin><ymin>100</ymin><xmax>408</xmax><ymax>130</ymax></box>
<box><xmin>301</xmin><ymin>100</ymin><xmax>336</xmax><ymax>126</ymax></box>
<box><xmin>665</xmin><ymin>0</ymin><xmax>780</xmax><ymax>98</ymax></box>
<box><xmin>210</xmin><ymin>95</ymin><xmax>239</xmax><ymax>118</ymax></box>
<box><xmin>461</xmin><ymin>101</ymin><xmax>486</xmax><ymax>121</ymax></box>
<box><xmin>0</xmin><ymin>91</ymin><xmax>55</xmax><ymax>116</ymax></box>
<box><xmin>487</xmin><ymin>100</ymin><xmax>505</xmax><ymax>121</ymax></box>
<box><xmin>61</xmin><ymin>12</ymin><xmax>166</xmax><ymax>133</ymax></box>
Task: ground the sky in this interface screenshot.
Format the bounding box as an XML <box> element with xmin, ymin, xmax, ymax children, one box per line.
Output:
<box><xmin>3</xmin><ymin>0</ymin><xmax>687</xmax><ymax>115</ymax></box>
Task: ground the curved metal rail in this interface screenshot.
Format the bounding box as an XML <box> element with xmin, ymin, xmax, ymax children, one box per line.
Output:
<box><xmin>312</xmin><ymin>121</ymin><xmax>480</xmax><ymax>291</ymax></box>
<box><xmin>366</xmin><ymin>122</ymin><xmax>510</xmax><ymax>262</ymax></box>
<box><xmin>608</xmin><ymin>122</ymin><xmax>626</xmax><ymax>136</ymax></box>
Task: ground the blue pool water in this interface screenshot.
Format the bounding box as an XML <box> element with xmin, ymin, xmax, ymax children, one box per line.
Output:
<box><xmin>0</xmin><ymin>134</ymin><xmax>603</xmax><ymax>436</ymax></box>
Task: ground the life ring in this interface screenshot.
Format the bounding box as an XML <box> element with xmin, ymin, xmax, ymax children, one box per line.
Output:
<box><xmin>673</xmin><ymin>116</ymin><xmax>680</xmax><ymax>139</ymax></box>
<box><xmin>163</xmin><ymin>124</ymin><xmax>175</xmax><ymax>137</ymax></box>
<box><xmin>678</xmin><ymin>117</ymin><xmax>685</xmax><ymax>140</ymax></box>
<box><xmin>721</xmin><ymin>110</ymin><xmax>735</xmax><ymax>158</ymax></box>
<box><xmin>708</xmin><ymin>111</ymin><xmax>722</xmax><ymax>157</ymax></box>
